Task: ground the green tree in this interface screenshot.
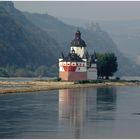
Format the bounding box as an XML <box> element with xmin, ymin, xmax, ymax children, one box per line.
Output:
<box><xmin>35</xmin><ymin>65</ymin><xmax>48</xmax><ymax>77</ymax></box>
<box><xmin>0</xmin><ymin>68</ymin><xmax>9</xmax><ymax>77</ymax></box>
<box><xmin>97</xmin><ymin>53</ymin><xmax>118</xmax><ymax>79</ymax></box>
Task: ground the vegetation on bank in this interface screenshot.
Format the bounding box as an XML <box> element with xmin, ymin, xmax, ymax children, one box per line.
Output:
<box><xmin>74</xmin><ymin>79</ymin><xmax>140</xmax><ymax>84</ymax></box>
<box><xmin>74</xmin><ymin>80</ymin><xmax>104</xmax><ymax>84</ymax></box>
<box><xmin>0</xmin><ymin>65</ymin><xmax>58</xmax><ymax>77</ymax></box>
<box><xmin>96</xmin><ymin>52</ymin><xmax>118</xmax><ymax>79</ymax></box>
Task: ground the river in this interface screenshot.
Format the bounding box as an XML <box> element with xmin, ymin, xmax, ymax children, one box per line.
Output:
<box><xmin>0</xmin><ymin>86</ymin><xmax>140</xmax><ymax>138</ymax></box>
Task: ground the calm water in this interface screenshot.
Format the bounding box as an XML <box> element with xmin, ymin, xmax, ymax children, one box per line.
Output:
<box><xmin>0</xmin><ymin>86</ymin><xmax>140</xmax><ymax>138</ymax></box>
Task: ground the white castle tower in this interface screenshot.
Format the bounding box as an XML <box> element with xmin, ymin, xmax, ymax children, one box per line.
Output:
<box><xmin>70</xmin><ymin>31</ymin><xmax>87</xmax><ymax>58</ymax></box>
<box><xmin>59</xmin><ymin>30</ymin><xmax>97</xmax><ymax>81</ymax></box>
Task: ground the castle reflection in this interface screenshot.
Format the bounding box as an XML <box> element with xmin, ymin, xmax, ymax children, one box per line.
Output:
<box><xmin>58</xmin><ymin>87</ymin><xmax>117</xmax><ymax>138</ymax></box>
<box><xmin>59</xmin><ymin>88</ymin><xmax>87</xmax><ymax>138</ymax></box>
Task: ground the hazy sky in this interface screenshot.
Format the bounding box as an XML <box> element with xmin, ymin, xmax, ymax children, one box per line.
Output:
<box><xmin>14</xmin><ymin>1</ymin><xmax>140</xmax><ymax>21</ymax></box>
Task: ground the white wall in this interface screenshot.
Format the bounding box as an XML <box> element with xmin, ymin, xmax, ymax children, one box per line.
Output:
<box><xmin>87</xmin><ymin>64</ymin><xmax>97</xmax><ymax>80</ymax></box>
<box><xmin>71</xmin><ymin>46</ymin><xmax>86</xmax><ymax>58</ymax></box>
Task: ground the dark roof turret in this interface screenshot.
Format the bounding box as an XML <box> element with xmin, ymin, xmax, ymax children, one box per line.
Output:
<box><xmin>71</xmin><ymin>30</ymin><xmax>86</xmax><ymax>47</ymax></box>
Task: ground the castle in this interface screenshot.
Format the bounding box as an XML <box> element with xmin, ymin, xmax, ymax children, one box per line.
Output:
<box><xmin>59</xmin><ymin>30</ymin><xmax>97</xmax><ymax>81</ymax></box>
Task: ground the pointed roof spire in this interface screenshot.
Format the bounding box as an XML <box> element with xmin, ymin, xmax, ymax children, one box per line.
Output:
<box><xmin>75</xmin><ymin>30</ymin><xmax>81</xmax><ymax>39</ymax></box>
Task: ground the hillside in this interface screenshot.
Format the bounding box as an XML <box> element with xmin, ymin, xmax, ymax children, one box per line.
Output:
<box><xmin>98</xmin><ymin>20</ymin><xmax>140</xmax><ymax>65</ymax></box>
<box><xmin>0</xmin><ymin>1</ymin><xmax>61</xmax><ymax>69</ymax></box>
<box><xmin>24</xmin><ymin>12</ymin><xmax>140</xmax><ymax>76</ymax></box>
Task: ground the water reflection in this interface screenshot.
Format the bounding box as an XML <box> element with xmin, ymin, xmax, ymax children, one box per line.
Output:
<box><xmin>58</xmin><ymin>87</ymin><xmax>117</xmax><ymax>138</ymax></box>
<box><xmin>59</xmin><ymin>88</ymin><xmax>87</xmax><ymax>138</ymax></box>
<box><xmin>97</xmin><ymin>87</ymin><xmax>117</xmax><ymax>111</ymax></box>
<box><xmin>0</xmin><ymin>87</ymin><xmax>118</xmax><ymax>139</ymax></box>
<box><xmin>95</xmin><ymin>87</ymin><xmax>117</xmax><ymax>122</ymax></box>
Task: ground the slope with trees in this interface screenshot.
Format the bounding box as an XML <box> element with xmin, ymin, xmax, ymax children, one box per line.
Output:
<box><xmin>0</xmin><ymin>2</ymin><xmax>61</xmax><ymax>68</ymax></box>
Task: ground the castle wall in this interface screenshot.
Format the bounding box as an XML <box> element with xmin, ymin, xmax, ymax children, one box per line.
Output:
<box><xmin>59</xmin><ymin>61</ymin><xmax>87</xmax><ymax>72</ymax></box>
<box><xmin>59</xmin><ymin>31</ymin><xmax>97</xmax><ymax>81</ymax></box>
<box><xmin>59</xmin><ymin>61</ymin><xmax>97</xmax><ymax>81</ymax></box>
<box><xmin>59</xmin><ymin>71</ymin><xmax>87</xmax><ymax>81</ymax></box>
<box><xmin>87</xmin><ymin>64</ymin><xmax>97</xmax><ymax>80</ymax></box>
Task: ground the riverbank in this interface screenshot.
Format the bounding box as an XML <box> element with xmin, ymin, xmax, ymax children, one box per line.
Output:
<box><xmin>0</xmin><ymin>80</ymin><xmax>140</xmax><ymax>94</ymax></box>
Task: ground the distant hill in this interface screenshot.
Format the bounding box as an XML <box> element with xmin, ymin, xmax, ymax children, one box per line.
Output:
<box><xmin>0</xmin><ymin>1</ymin><xmax>61</xmax><ymax>68</ymax></box>
<box><xmin>24</xmin><ymin>12</ymin><xmax>140</xmax><ymax>76</ymax></box>
<box><xmin>98</xmin><ymin>20</ymin><xmax>140</xmax><ymax>65</ymax></box>
<box><xmin>57</xmin><ymin>17</ymin><xmax>140</xmax><ymax>65</ymax></box>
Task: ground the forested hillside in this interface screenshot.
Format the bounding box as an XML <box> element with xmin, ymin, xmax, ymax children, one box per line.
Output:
<box><xmin>0</xmin><ymin>2</ymin><xmax>61</xmax><ymax>76</ymax></box>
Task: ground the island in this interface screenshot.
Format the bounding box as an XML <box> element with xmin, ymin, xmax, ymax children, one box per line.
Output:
<box><xmin>0</xmin><ymin>80</ymin><xmax>140</xmax><ymax>94</ymax></box>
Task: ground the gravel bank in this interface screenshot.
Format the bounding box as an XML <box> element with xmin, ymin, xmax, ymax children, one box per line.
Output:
<box><xmin>0</xmin><ymin>81</ymin><xmax>139</xmax><ymax>94</ymax></box>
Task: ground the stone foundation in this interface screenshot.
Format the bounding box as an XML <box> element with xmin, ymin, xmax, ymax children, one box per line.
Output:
<box><xmin>59</xmin><ymin>72</ymin><xmax>87</xmax><ymax>81</ymax></box>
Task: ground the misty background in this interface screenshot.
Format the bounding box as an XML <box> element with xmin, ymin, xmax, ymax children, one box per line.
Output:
<box><xmin>14</xmin><ymin>1</ymin><xmax>140</xmax><ymax>21</ymax></box>
<box><xmin>14</xmin><ymin>1</ymin><xmax>140</xmax><ymax>65</ymax></box>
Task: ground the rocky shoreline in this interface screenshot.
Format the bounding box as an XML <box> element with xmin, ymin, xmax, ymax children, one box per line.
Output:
<box><xmin>0</xmin><ymin>80</ymin><xmax>140</xmax><ymax>94</ymax></box>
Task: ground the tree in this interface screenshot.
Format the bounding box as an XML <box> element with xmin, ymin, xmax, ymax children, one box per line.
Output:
<box><xmin>35</xmin><ymin>65</ymin><xmax>48</xmax><ymax>77</ymax></box>
<box><xmin>0</xmin><ymin>68</ymin><xmax>9</xmax><ymax>77</ymax></box>
<box><xmin>97</xmin><ymin>53</ymin><xmax>118</xmax><ymax>79</ymax></box>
